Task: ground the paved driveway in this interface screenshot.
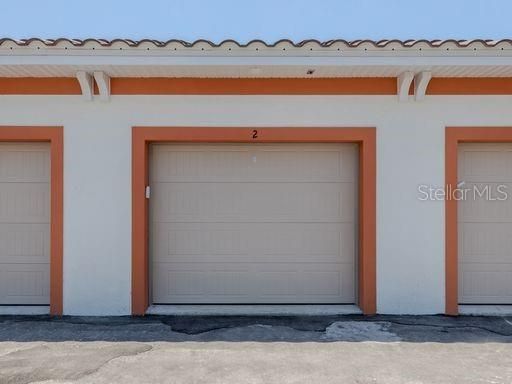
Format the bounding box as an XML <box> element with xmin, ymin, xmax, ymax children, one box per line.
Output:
<box><xmin>1</xmin><ymin>315</ymin><xmax>512</xmax><ymax>384</ymax></box>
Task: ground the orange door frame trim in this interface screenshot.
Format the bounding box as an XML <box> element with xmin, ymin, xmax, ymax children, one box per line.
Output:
<box><xmin>132</xmin><ymin>127</ymin><xmax>376</xmax><ymax>315</ymax></box>
<box><xmin>0</xmin><ymin>126</ymin><xmax>63</xmax><ymax>315</ymax></box>
<box><xmin>445</xmin><ymin>126</ymin><xmax>512</xmax><ymax>315</ymax></box>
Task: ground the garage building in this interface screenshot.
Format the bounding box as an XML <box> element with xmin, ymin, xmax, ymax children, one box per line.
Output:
<box><xmin>1</xmin><ymin>38</ymin><xmax>512</xmax><ymax>316</ymax></box>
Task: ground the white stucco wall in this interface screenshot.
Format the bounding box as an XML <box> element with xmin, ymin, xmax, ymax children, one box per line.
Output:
<box><xmin>1</xmin><ymin>94</ymin><xmax>512</xmax><ymax>315</ymax></box>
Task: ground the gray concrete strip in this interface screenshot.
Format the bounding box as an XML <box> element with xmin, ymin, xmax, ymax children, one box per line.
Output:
<box><xmin>38</xmin><ymin>342</ymin><xmax>512</xmax><ymax>384</ymax></box>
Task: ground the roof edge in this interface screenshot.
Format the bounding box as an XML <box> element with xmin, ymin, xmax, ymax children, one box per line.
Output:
<box><xmin>1</xmin><ymin>38</ymin><xmax>512</xmax><ymax>49</ymax></box>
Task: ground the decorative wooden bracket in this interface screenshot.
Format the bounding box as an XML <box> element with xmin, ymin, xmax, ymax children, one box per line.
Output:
<box><xmin>414</xmin><ymin>71</ymin><xmax>432</xmax><ymax>101</ymax></box>
<box><xmin>93</xmin><ymin>71</ymin><xmax>110</xmax><ymax>101</ymax></box>
<box><xmin>76</xmin><ymin>71</ymin><xmax>93</xmax><ymax>101</ymax></box>
<box><xmin>397</xmin><ymin>71</ymin><xmax>414</xmax><ymax>102</ymax></box>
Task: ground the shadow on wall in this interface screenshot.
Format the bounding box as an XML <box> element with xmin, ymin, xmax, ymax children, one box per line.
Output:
<box><xmin>0</xmin><ymin>315</ymin><xmax>512</xmax><ymax>343</ymax></box>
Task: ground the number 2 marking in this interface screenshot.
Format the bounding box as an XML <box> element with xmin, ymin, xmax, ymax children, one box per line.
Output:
<box><xmin>252</xmin><ymin>130</ymin><xmax>258</xmax><ymax>139</ymax></box>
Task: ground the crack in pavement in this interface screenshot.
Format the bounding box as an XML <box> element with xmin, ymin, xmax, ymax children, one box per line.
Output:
<box><xmin>159</xmin><ymin>318</ymin><xmax>512</xmax><ymax>338</ymax></box>
<box><xmin>380</xmin><ymin>320</ymin><xmax>512</xmax><ymax>337</ymax></box>
<box><xmin>70</xmin><ymin>344</ymin><xmax>154</xmax><ymax>383</ymax></box>
<box><xmin>0</xmin><ymin>344</ymin><xmax>44</xmax><ymax>359</ymax></box>
<box><xmin>165</xmin><ymin>320</ymin><xmax>512</xmax><ymax>337</ymax></box>
<box><xmin>1</xmin><ymin>344</ymin><xmax>154</xmax><ymax>384</ymax></box>
<box><xmin>171</xmin><ymin>323</ymin><xmax>326</xmax><ymax>336</ymax></box>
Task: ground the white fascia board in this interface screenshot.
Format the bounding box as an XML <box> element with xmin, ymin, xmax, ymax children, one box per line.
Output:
<box><xmin>1</xmin><ymin>54</ymin><xmax>512</xmax><ymax>67</ymax></box>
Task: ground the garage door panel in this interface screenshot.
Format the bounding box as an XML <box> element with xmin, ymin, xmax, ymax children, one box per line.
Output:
<box><xmin>0</xmin><ymin>184</ymin><xmax>50</xmax><ymax>223</ymax></box>
<box><xmin>152</xmin><ymin>223</ymin><xmax>354</xmax><ymax>264</ymax></box>
<box><xmin>151</xmin><ymin>144</ymin><xmax>357</xmax><ymax>183</ymax></box>
<box><xmin>458</xmin><ymin>143</ymin><xmax>512</xmax><ymax>304</ymax></box>
<box><xmin>0</xmin><ymin>143</ymin><xmax>50</xmax><ymax>305</ymax></box>
<box><xmin>151</xmin><ymin>148</ymin><xmax>249</xmax><ymax>183</ymax></box>
<box><xmin>152</xmin><ymin>182</ymin><xmax>354</xmax><ymax>223</ymax></box>
<box><xmin>153</xmin><ymin>262</ymin><xmax>354</xmax><ymax>303</ymax></box>
<box><xmin>0</xmin><ymin>263</ymin><xmax>50</xmax><ymax>304</ymax></box>
<box><xmin>150</xmin><ymin>143</ymin><xmax>357</xmax><ymax>304</ymax></box>
<box><xmin>460</xmin><ymin>223</ymin><xmax>512</xmax><ymax>263</ymax></box>
<box><xmin>0</xmin><ymin>224</ymin><xmax>49</xmax><ymax>264</ymax></box>
<box><xmin>460</xmin><ymin>144</ymin><xmax>512</xmax><ymax>182</ymax></box>
<box><xmin>460</xmin><ymin>266</ymin><xmax>512</xmax><ymax>304</ymax></box>
<box><xmin>0</xmin><ymin>143</ymin><xmax>50</xmax><ymax>183</ymax></box>
<box><xmin>458</xmin><ymin>182</ymin><xmax>512</xmax><ymax>222</ymax></box>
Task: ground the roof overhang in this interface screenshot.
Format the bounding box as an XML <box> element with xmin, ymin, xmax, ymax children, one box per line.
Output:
<box><xmin>1</xmin><ymin>38</ymin><xmax>512</xmax><ymax>78</ymax></box>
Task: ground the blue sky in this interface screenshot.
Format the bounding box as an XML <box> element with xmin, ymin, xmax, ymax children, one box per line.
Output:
<box><xmin>1</xmin><ymin>0</ymin><xmax>511</xmax><ymax>41</ymax></box>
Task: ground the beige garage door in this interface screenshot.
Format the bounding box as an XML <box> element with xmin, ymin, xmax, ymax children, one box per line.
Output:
<box><xmin>150</xmin><ymin>143</ymin><xmax>358</xmax><ymax>304</ymax></box>
<box><xmin>0</xmin><ymin>143</ymin><xmax>50</xmax><ymax>305</ymax></box>
<box><xmin>458</xmin><ymin>143</ymin><xmax>512</xmax><ymax>304</ymax></box>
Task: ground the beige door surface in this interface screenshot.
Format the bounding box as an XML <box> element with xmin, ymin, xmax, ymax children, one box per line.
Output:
<box><xmin>0</xmin><ymin>143</ymin><xmax>50</xmax><ymax>305</ymax></box>
<box><xmin>150</xmin><ymin>143</ymin><xmax>357</xmax><ymax>304</ymax></box>
<box><xmin>458</xmin><ymin>143</ymin><xmax>512</xmax><ymax>304</ymax></box>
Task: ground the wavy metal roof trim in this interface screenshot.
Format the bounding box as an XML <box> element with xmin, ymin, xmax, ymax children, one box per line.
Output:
<box><xmin>1</xmin><ymin>38</ymin><xmax>512</xmax><ymax>49</ymax></box>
